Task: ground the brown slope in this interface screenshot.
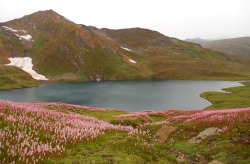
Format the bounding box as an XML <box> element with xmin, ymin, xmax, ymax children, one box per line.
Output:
<box><xmin>0</xmin><ymin>40</ymin><xmax>10</xmax><ymax>64</ymax></box>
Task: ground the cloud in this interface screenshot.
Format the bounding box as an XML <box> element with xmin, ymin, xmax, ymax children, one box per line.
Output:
<box><xmin>0</xmin><ymin>0</ymin><xmax>250</xmax><ymax>40</ymax></box>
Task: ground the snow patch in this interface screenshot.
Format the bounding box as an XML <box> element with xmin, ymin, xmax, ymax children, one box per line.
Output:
<box><xmin>2</xmin><ymin>26</ymin><xmax>18</xmax><ymax>32</ymax></box>
<box><xmin>128</xmin><ymin>59</ymin><xmax>136</xmax><ymax>63</ymax></box>
<box><xmin>2</xmin><ymin>26</ymin><xmax>32</xmax><ymax>41</ymax></box>
<box><xmin>5</xmin><ymin>57</ymin><xmax>48</xmax><ymax>80</ymax></box>
<box><xmin>15</xmin><ymin>34</ymin><xmax>32</xmax><ymax>41</ymax></box>
<box><xmin>121</xmin><ymin>47</ymin><xmax>132</xmax><ymax>51</ymax></box>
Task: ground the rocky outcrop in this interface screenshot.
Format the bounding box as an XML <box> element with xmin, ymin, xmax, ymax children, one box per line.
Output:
<box><xmin>188</xmin><ymin>127</ymin><xmax>222</xmax><ymax>144</ymax></box>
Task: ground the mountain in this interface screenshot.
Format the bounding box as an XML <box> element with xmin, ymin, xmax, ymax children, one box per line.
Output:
<box><xmin>0</xmin><ymin>10</ymin><xmax>250</xmax><ymax>89</ymax></box>
<box><xmin>186</xmin><ymin>37</ymin><xmax>250</xmax><ymax>57</ymax></box>
<box><xmin>0</xmin><ymin>10</ymin><xmax>143</xmax><ymax>84</ymax></box>
<box><xmin>85</xmin><ymin>26</ymin><xmax>250</xmax><ymax>80</ymax></box>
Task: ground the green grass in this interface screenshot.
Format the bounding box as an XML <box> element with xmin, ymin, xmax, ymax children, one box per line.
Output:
<box><xmin>82</xmin><ymin>45</ymin><xmax>144</xmax><ymax>80</ymax></box>
<box><xmin>48</xmin><ymin>132</ymin><xmax>176</xmax><ymax>164</ymax></box>
<box><xmin>30</xmin><ymin>23</ymin><xmax>81</xmax><ymax>78</ymax></box>
<box><xmin>150</xmin><ymin>114</ymin><xmax>166</xmax><ymax>122</ymax></box>
<box><xmin>0</xmin><ymin>65</ymin><xmax>40</xmax><ymax>90</ymax></box>
<box><xmin>201</xmin><ymin>81</ymin><xmax>250</xmax><ymax>109</ymax></box>
<box><xmin>173</xmin><ymin>142</ymin><xmax>209</xmax><ymax>160</ymax></box>
<box><xmin>111</xmin><ymin>117</ymin><xmax>148</xmax><ymax>128</ymax></box>
<box><xmin>80</xmin><ymin>110</ymin><xmax>129</xmax><ymax>122</ymax></box>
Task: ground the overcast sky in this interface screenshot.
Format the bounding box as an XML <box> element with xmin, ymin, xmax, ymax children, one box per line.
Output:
<box><xmin>0</xmin><ymin>0</ymin><xmax>250</xmax><ymax>40</ymax></box>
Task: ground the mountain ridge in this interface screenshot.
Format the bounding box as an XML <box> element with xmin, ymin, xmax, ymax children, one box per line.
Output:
<box><xmin>1</xmin><ymin>10</ymin><xmax>250</xmax><ymax>89</ymax></box>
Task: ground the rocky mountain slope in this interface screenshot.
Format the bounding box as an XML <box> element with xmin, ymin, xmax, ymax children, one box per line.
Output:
<box><xmin>186</xmin><ymin>37</ymin><xmax>250</xmax><ymax>57</ymax></box>
<box><xmin>1</xmin><ymin>10</ymin><xmax>250</xmax><ymax>89</ymax></box>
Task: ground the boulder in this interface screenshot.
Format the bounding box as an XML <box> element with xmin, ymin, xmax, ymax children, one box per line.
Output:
<box><xmin>188</xmin><ymin>127</ymin><xmax>222</xmax><ymax>144</ymax></box>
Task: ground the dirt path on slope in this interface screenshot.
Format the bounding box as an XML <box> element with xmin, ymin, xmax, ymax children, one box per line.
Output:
<box><xmin>155</xmin><ymin>125</ymin><xmax>177</xmax><ymax>141</ymax></box>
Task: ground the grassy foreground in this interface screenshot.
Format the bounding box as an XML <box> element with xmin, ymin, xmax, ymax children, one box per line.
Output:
<box><xmin>0</xmin><ymin>93</ymin><xmax>249</xmax><ymax>164</ymax></box>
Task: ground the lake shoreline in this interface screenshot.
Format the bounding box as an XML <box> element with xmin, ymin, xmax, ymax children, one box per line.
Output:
<box><xmin>200</xmin><ymin>81</ymin><xmax>245</xmax><ymax>110</ymax></box>
<box><xmin>0</xmin><ymin>79</ymin><xmax>246</xmax><ymax>111</ymax></box>
<box><xmin>200</xmin><ymin>81</ymin><xmax>250</xmax><ymax>109</ymax></box>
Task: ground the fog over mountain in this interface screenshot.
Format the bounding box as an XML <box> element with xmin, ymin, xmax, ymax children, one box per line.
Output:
<box><xmin>186</xmin><ymin>37</ymin><xmax>250</xmax><ymax>57</ymax></box>
<box><xmin>0</xmin><ymin>0</ymin><xmax>250</xmax><ymax>40</ymax></box>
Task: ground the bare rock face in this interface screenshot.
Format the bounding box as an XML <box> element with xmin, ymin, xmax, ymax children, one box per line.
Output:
<box><xmin>188</xmin><ymin>127</ymin><xmax>222</xmax><ymax>144</ymax></box>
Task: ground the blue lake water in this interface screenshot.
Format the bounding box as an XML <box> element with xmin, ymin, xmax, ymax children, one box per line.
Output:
<box><xmin>0</xmin><ymin>79</ymin><xmax>243</xmax><ymax>112</ymax></box>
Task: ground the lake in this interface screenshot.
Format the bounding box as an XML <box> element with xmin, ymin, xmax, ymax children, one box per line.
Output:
<box><xmin>0</xmin><ymin>79</ymin><xmax>243</xmax><ymax>112</ymax></box>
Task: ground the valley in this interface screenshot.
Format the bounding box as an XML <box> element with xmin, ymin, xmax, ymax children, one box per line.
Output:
<box><xmin>0</xmin><ymin>9</ymin><xmax>249</xmax><ymax>164</ymax></box>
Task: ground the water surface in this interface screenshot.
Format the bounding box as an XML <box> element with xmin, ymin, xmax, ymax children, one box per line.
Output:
<box><xmin>0</xmin><ymin>79</ymin><xmax>242</xmax><ymax>112</ymax></box>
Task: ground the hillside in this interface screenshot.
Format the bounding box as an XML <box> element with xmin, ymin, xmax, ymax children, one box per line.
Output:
<box><xmin>0</xmin><ymin>10</ymin><xmax>144</xmax><ymax>85</ymax></box>
<box><xmin>1</xmin><ymin>10</ymin><xmax>250</xmax><ymax>90</ymax></box>
<box><xmin>186</xmin><ymin>37</ymin><xmax>250</xmax><ymax>57</ymax></box>
<box><xmin>0</xmin><ymin>97</ymin><xmax>249</xmax><ymax>163</ymax></box>
<box><xmin>86</xmin><ymin>27</ymin><xmax>250</xmax><ymax>80</ymax></box>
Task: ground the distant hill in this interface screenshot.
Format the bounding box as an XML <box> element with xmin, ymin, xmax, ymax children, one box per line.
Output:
<box><xmin>1</xmin><ymin>10</ymin><xmax>250</xmax><ymax>89</ymax></box>
<box><xmin>186</xmin><ymin>37</ymin><xmax>250</xmax><ymax>57</ymax></box>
